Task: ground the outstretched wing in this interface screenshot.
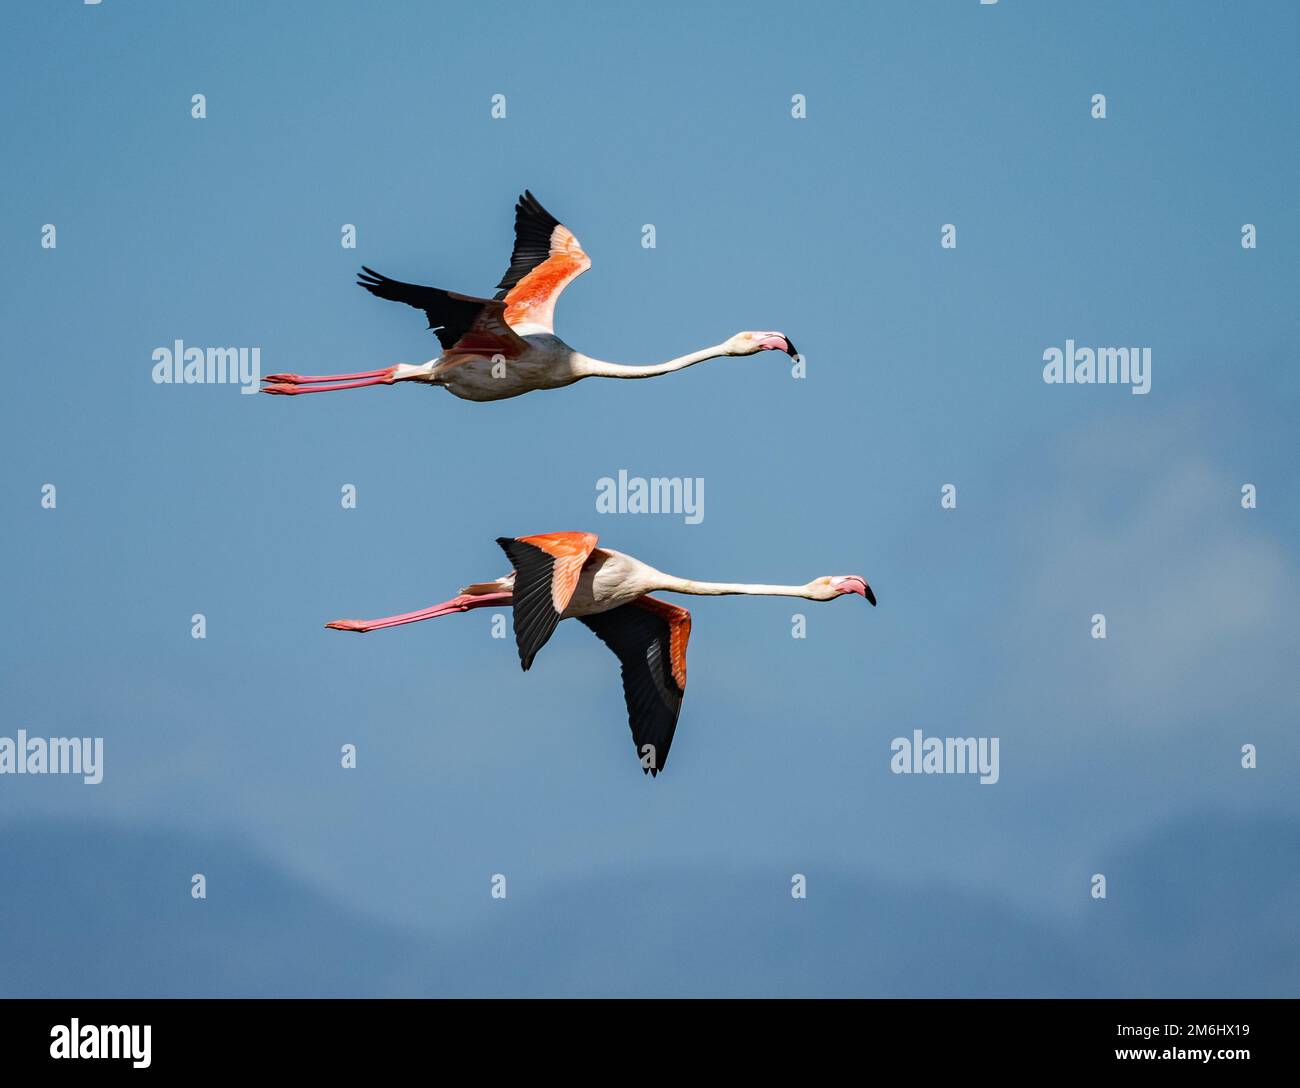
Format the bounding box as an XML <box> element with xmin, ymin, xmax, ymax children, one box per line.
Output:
<box><xmin>357</xmin><ymin>268</ymin><xmax>528</xmax><ymax>358</ymax></box>
<box><xmin>496</xmin><ymin>532</ymin><xmax>600</xmax><ymax>670</ymax></box>
<box><xmin>579</xmin><ymin>596</ymin><xmax>691</xmax><ymax>776</ymax></box>
<box><xmin>494</xmin><ymin>191</ymin><xmax>591</xmax><ymax>333</ymax></box>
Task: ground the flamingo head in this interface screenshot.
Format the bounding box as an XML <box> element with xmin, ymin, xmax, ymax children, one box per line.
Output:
<box><xmin>809</xmin><ymin>575</ymin><xmax>876</xmax><ymax>605</ymax></box>
<box><xmin>725</xmin><ymin>330</ymin><xmax>799</xmax><ymax>358</ymax></box>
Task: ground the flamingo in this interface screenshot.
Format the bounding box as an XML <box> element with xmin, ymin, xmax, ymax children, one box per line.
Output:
<box><xmin>325</xmin><ymin>532</ymin><xmax>874</xmax><ymax>774</ymax></box>
<box><xmin>261</xmin><ymin>191</ymin><xmax>798</xmax><ymax>402</ymax></box>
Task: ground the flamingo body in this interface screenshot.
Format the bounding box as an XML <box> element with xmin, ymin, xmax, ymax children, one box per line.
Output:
<box><xmin>406</xmin><ymin>333</ymin><xmax>584</xmax><ymax>402</ymax></box>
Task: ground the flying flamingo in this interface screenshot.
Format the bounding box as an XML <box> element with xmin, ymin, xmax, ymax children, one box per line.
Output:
<box><xmin>261</xmin><ymin>191</ymin><xmax>798</xmax><ymax>402</ymax></box>
<box><xmin>325</xmin><ymin>532</ymin><xmax>874</xmax><ymax>774</ymax></box>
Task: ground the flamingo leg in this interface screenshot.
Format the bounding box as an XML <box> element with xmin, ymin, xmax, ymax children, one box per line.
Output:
<box><xmin>264</xmin><ymin>366</ymin><xmax>398</xmax><ymax>384</ymax></box>
<box><xmin>261</xmin><ymin>366</ymin><xmax>399</xmax><ymax>396</ymax></box>
<box><xmin>326</xmin><ymin>591</ymin><xmax>512</xmax><ymax>632</ymax></box>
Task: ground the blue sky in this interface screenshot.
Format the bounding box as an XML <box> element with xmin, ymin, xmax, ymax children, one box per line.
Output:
<box><xmin>1</xmin><ymin>0</ymin><xmax>1296</xmax><ymax>996</ymax></box>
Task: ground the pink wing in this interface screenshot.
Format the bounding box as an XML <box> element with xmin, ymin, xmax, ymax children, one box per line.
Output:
<box><xmin>496</xmin><ymin>531</ymin><xmax>600</xmax><ymax>669</ymax></box>
<box><xmin>494</xmin><ymin>191</ymin><xmax>591</xmax><ymax>333</ymax></box>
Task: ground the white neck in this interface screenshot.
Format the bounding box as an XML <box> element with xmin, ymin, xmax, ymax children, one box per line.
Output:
<box><xmin>656</xmin><ymin>575</ymin><xmax>821</xmax><ymax>599</ymax></box>
<box><xmin>575</xmin><ymin>344</ymin><xmax>731</xmax><ymax>380</ymax></box>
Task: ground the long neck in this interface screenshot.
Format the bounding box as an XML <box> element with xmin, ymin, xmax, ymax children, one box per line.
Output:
<box><xmin>576</xmin><ymin>344</ymin><xmax>730</xmax><ymax>380</ymax></box>
<box><xmin>657</xmin><ymin>575</ymin><xmax>817</xmax><ymax>599</ymax></box>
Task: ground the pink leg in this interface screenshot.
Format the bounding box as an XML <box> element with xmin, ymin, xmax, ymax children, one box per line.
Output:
<box><xmin>326</xmin><ymin>591</ymin><xmax>512</xmax><ymax>632</ymax></box>
<box><xmin>261</xmin><ymin>366</ymin><xmax>398</xmax><ymax>395</ymax></box>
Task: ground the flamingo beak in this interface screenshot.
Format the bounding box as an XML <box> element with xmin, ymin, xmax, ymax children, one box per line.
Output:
<box><xmin>755</xmin><ymin>333</ymin><xmax>798</xmax><ymax>357</ymax></box>
<box><xmin>843</xmin><ymin>578</ymin><xmax>875</xmax><ymax>605</ymax></box>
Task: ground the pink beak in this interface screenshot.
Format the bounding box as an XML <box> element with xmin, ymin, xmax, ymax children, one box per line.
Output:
<box><xmin>842</xmin><ymin>577</ymin><xmax>876</xmax><ymax>605</ymax></box>
<box><xmin>756</xmin><ymin>334</ymin><xmax>798</xmax><ymax>356</ymax></box>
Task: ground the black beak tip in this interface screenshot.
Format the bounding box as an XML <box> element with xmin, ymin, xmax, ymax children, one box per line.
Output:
<box><xmin>865</xmin><ymin>586</ymin><xmax>877</xmax><ymax>606</ymax></box>
<box><xmin>784</xmin><ymin>340</ymin><xmax>799</xmax><ymax>358</ymax></box>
